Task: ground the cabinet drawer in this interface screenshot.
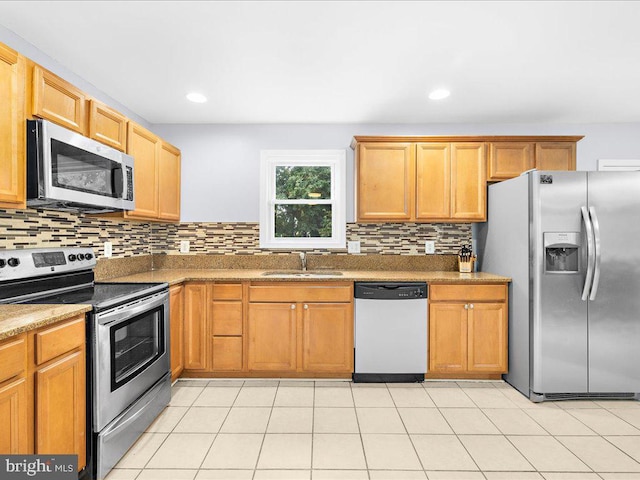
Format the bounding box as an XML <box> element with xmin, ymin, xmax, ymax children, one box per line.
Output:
<box><xmin>211</xmin><ymin>283</ymin><xmax>243</xmax><ymax>300</ymax></box>
<box><xmin>430</xmin><ymin>284</ymin><xmax>507</xmax><ymax>302</ymax></box>
<box><xmin>211</xmin><ymin>302</ymin><xmax>243</xmax><ymax>335</ymax></box>
<box><xmin>0</xmin><ymin>335</ymin><xmax>26</xmax><ymax>383</ymax></box>
<box><xmin>249</xmin><ymin>283</ymin><xmax>352</xmax><ymax>303</ymax></box>
<box><xmin>35</xmin><ymin>317</ymin><xmax>85</xmax><ymax>365</ymax></box>
<box><xmin>212</xmin><ymin>337</ymin><xmax>243</xmax><ymax>371</ymax></box>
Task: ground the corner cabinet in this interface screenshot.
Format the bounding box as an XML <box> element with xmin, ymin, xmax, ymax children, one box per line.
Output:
<box><xmin>0</xmin><ymin>44</ymin><xmax>26</xmax><ymax>209</ymax></box>
<box><xmin>428</xmin><ymin>283</ymin><xmax>508</xmax><ymax>379</ymax></box>
<box><xmin>124</xmin><ymin>122</ymin><xmax>181</xmax><ymax>222</ymax></box>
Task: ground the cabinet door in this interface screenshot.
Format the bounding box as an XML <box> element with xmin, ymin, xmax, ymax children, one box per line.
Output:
<box><xmin>212</xmin><ymin>337</ymin><xmax>243</xmax><ymax>371</ymax></box>
<box><xmin>0</xmin><ymin>45</ymin><xmax>25</xmax><ymax>208</ymax></box>
<box><xmin>429</xmin><ymin>303</ymin><xmax>467</xmax><ymax>373</ymax></box>
<box><xmin>158</xmin><ymin>141</ymin><xmax>181</xmax><ymax>221</ymax></box>
<box><xmin>0</xmin><ymin>378</ymin><xmax>29</xmax><ymax>454</ymax></box>
<box><xmin>488</xmin><ymin>142</ymin><xmax>534</xmax><ymax>181</ymax></box>
<box><xmin>415</xmin><ymin>143</ymin><xmax>450</xmax><ymax>220</ymax></box>
<box><xmin>126</xmin><ymin>122</ymin><xmax>159</xmax><ymax>219</ymax></box>
<box><xmin>467</xmin><ymin>303</ymin><xmax>507</xmax><ymax>373</ymax></box>
<box><xmin>451</xmin><ymin>143</ymin><xmax>486</xmax><ymax>221</ymax></box>
<box><xmin>88</xmin><ymin>99</ymin><xmax>127</xmax><ymax>151</ymax></box>
<box><xmin>183</xmin><ymin>283</ymin><xmax>208</xmax><ymax>370</ymax></box>
<box><xmin>302</xmin><ymin>303</ymin><xmax>353</xmax><ymax>373</ymax></box>
<box><xmin>357</xmin><ymin>143</ymin><xmax>414</xmax><ymax>221</ymax></box>
<box><xmin>36</xmin><ymin>351</ymin><xmax>86</xmax><ymax>470</ymax></box>
<box><xmin>169</xmin><ymin>284</ymin><xmax>184</xmax><ymax>381</ymax></box>
<box><xmin>248</xmin><ymin>303</ymin><xmax>297</xmax><ymax>371</ymax></box>
<box><xmin>535</xmin><ymin>142</ymin><xmax>576</xmax><ymax>171</ymax></box>
<box><xmin>32</xmin><ymin>65</ymin><xmax>86</xmax><ymax>134</ymax></box>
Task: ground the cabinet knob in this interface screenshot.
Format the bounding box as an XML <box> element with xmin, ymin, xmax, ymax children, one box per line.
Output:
<box><xmin>291</xmin><ymin>304</ymin><xmax>296</xmax><ymax>310</ymax></box>
<box><xmin>464</xmin><ymin>304</ymin><xmax>469</xmax><ymax>309</ymax></box>
<box><xmin>303</xmin><ymin>304</ymin><xmax>308</xmax><ymax>310</ymax></box>
<box><xmin>469</xmin><ymin>304</ymin><xmax>474</xmax><ymax>309</ymax></box>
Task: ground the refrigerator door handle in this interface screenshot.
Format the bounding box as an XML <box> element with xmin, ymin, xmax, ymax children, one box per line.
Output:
<box><xmin>589</xmin><ymin>206</ymin><xmax>602</xmax><ymax>301</ymax></box>
<box><xmin>581</xmin><ymin>206</ymin><xmax>596</xmax><ymax>301</ymax></box>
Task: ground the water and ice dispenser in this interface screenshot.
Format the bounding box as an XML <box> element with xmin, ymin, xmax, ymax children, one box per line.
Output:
<box><xmin>544</xmin><ymin>232</ymin><xmax>580</xmax><ymax>273</ymax></box>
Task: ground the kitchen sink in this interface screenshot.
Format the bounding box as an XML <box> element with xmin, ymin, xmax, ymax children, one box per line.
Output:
<box><xmin>261</xmin><ymin>270</ymin><xmax>343</xmax><ymax>278</ymax></box>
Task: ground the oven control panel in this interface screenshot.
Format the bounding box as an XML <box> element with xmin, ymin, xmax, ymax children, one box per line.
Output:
<box><xmin>0</xmin><ymin>247</ymin><xmax>96</xmax><ymax>281</ymax></box>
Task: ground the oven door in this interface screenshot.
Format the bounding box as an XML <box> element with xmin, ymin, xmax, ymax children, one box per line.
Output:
<box><xmin>93</xmin><ymin>290</ymin><xmax>170</xmax><ymax>432</ymax></box>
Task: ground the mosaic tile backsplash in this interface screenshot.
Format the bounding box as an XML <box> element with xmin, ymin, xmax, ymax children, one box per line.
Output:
<box><xmin>1</xmin><ymin>208</ymin><xmax>472</xmax><ymax>257</ymax></box>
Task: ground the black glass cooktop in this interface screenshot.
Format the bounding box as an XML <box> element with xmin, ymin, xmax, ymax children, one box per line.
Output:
<box><xmin>28</xmin><ymin>282</ymin><xmax>167</xmax><ymax>311</ymax></box>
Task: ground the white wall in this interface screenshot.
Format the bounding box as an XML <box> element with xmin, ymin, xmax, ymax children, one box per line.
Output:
<box><xmin>0</xmin><ymin>24</ymin><xmax>151</xmax><ymax>128</ymax></box>
<box><xmin>153</xmin><ymin>122</ymin><xmax>640</xmax><ymax>223</ymax></box>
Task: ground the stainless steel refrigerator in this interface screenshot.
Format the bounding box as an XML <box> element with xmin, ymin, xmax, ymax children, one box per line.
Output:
<box><xmin>478</xmin><ymin>170</ymin><xmax>640</xmax><ymax>401</ymax></box>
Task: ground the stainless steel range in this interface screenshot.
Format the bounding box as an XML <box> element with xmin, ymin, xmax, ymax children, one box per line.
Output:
<box><xmin>0</xmin><ymin>247</ymin><xmax>171</xmax><ymax>480</ymax></box>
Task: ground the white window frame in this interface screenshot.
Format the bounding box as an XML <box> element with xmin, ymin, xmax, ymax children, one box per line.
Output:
<box><xmin>259</xmin><ymin>149</ymin><xmax>346</xmax><ymax>250</ymax></box>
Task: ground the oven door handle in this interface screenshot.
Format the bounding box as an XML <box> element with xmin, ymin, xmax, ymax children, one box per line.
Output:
<box><xmin>99</xmin><ymin>384</ymin><xmax>159</xmax><ymax>437</ymax></box>
<box><xmin>97</xmin><ymin>291</ymin><xmax>168</xmax><ymax>327</ymax></box>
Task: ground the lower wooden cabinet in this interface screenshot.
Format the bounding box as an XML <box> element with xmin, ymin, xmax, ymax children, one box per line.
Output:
<box><xmin>182</xmin><ymin>281</ymin><xmax>353</xmax><ymax>377</ymax></box>
<box><xmin>248</xmin><ymin>303</ymin><xmax>297</xmax><ymax>371</ymax></box>
<box><xmin>0</xmin><ymin>334</ymin><xmax>28</xmax><ymax>454</ymax></box>
<box><xmin>169</xmin><ymin>284</ymin><xmax>184</xmax><ymax>381</ymax></box>
<box><xmin>35</xmin><ymin>350</ymin><xmax>85</xmax><ymax>466</ymax></box>
<box><xmin>0</xmin><ymin>317</ymin><xmax>86</xmax><ymax>471</ymax></box>
<box><xmin>428</xmin><ymin>283</ymin><xmax>508</xmax><ymax>377</ymax></box>
<box><xmin>247</xmin><ymin>283</ymin><xmax>353</xmax><ymax>376</ymax></box>
<box><xmin>183</xmin><ymin>283</ymin><xmax>208</xmax><ymax>371</ymax></box>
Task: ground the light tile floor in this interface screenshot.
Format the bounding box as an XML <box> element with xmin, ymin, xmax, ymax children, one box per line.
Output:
<box><xmin>106</xmin><ymin>379</ymin><xmax>640</xmax><ymax>480</ymax></box>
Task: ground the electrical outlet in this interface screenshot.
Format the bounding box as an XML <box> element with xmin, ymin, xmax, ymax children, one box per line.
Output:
<box><xmin>425</xmin><ymin>241</ymin><xmax>435</xmax><ymax>254</ymax></box>
<box><xmin>347</xmin><ymin>241</ymin><xmax>361</xmax><ymax>254</ymax></box>
<box><xmin>103</xmin><ymin>241</ymin><xmax>112</xmax><ymax>258</ymax></box>
<box><xmin>179</xmin><ymin>240</ymin><xmax>190</xmax><ymax>254</ymax></box>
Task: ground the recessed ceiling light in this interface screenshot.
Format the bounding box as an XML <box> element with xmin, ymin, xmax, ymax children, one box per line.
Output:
<box><xmin>186</xmin><ymin>92</ymin><xmax>207</xmax><ymax>103</ymax></box>
<box><xmin>428</xmin><ymin>89</ymin><xmax>450</xmax><ymax>100</ymax></box>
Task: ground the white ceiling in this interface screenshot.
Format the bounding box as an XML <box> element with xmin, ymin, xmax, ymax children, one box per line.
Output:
<box><xmin>1</xmin><ymin>1</ymin><xmax>639</xmax><ymax>125</ymax></box>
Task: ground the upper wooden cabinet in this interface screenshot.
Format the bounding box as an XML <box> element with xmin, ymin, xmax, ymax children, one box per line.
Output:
<box><xmin>353</xmin><ymin>136</ymin><xmax>583</xmax><ymax>220</ymax></box>
<box><xmin>487</xmin><ymin>138</ymin><xmax>581</xmax><ymax>181</ymax></box>
<box><xmin>356</xmin><ymin>142</ymin><xmax>414</xmax><ymax>221</ymax></box>
<box><xmin>88</xmin><ymin>99</ymin><xmax>128</xmax><ymax>151</ymax></box>
<box><xmin>355</xmin><ymin>138</ymin><xmax>486</xmax><ymax>222</ymax></box>
<box><xmin>158</xmin><ymin>141</ymin><xmax>181</xmax><ymax>222</ymax></box>
<box><xmin>32</xmin><ymin>65</ymin><xmax>87</xmax><ymax>135</ymax></box>
<box><xmin>123</xmin><ymin>121</ymin><xmax>181</xmax><ymax>222</ymax></box>
<box><xmin>535</xmin><ymin>142</ymin><xmax>577</xmax><ymax>171</ymax></box>
<box><xmin>0</xmin><ymin>44</ymin><xmax>26</xmax><ymax>209</ymax></box>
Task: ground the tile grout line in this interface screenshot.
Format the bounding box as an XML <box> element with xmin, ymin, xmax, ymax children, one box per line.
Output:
<box><xmin>350</xmin><ymin>382</ymin><xmax>372</xmax><ymax>480</ymax></box>
<box><xmin>252</xmin><ymin>381</ymin><xmax>279</xmax><ymax>479</ymax></box>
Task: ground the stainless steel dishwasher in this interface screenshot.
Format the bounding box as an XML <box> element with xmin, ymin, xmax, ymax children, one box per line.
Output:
<box><xmin>353</xmin><ymin>282</ymin><xmax>428</xmax><ymax>383</ymax></box>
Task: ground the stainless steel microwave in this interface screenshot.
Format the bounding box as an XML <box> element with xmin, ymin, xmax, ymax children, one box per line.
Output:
<box><xmin>26</xmin><ymin>119</ymin><xmax>135</xmax><ymax>212</ymax></box>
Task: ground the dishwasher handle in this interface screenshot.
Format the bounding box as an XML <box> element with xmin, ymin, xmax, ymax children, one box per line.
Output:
<box><xmin>354</xmin><ymin>282</ymin><xmax>427</xmax><ymax>300</ymax></box>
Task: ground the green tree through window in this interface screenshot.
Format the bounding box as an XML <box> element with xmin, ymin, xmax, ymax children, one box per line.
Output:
<box><xmin>260</xmin><ymin>150</ymin><xmax>346</xmax><ymax>249</ymax></box>
<box><xmin>275</xmin><ymin>166</ymin><xmax>332</xmax><ymax>238</ymax></box>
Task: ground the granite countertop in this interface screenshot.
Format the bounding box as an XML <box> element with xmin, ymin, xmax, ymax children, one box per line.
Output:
<box><xmin>106</xmin><ymin>268</ymin><xmax>511</xmax><ymax>285</ymax></box>
<box><xmin>0</xmin><ymin>255</ymin><xmax>510</xmax><ymax>341</ymax></box>
<box><xmin>0</xmin><ymin>304</ymin><xmax>92</xmax><ymax>341</ymax></box>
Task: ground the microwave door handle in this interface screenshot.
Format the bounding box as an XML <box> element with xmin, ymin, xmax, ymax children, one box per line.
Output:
<box><xmin>112</xmin><ymin>166</ymin><xmax>124</xmax><ymax>198</ymax></box>
<box><xmin>581</xmin><ymin>206</ymin><xmax>595</xmax><ymax>301</ymax></box>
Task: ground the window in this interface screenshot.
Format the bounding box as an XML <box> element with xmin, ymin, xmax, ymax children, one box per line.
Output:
<box><xmin>260</xmin><ymin>150</ymin><xmax>346</xmax><ymax>249</ymax></box>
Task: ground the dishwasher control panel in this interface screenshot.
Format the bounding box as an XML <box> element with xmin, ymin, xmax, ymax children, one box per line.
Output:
<box><xmin>354</xmin><ymin>282</ymin><xmax>427</xmax><ymax>300</ymax></box>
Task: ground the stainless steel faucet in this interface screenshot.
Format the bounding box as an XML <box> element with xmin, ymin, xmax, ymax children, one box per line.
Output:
<box><xmin>299</xmin><ymin>252</ymin><xmax>307</xmax><ymax>271</ymax></box>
